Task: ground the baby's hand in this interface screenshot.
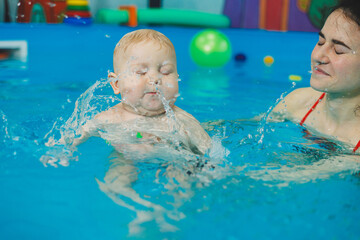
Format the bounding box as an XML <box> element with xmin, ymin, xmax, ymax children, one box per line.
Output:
<box><xmin>40</xmin><ymin>145</ymin><xmax>78</xmax><ymax>167</ymax></box>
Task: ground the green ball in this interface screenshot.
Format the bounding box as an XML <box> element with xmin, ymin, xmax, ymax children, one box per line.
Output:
<box><xmin>190</xmin><ymin>29</ymin><xmax>232</xmax><ymax>67</ymax></box>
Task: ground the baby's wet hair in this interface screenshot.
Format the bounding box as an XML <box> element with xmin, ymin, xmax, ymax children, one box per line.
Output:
<box><xmin>114</xmin><ymin>29</ymin><xmax>175</xmax><ymax>57</ymax></box>
<box><xmin>113</xmin><ymin>29</ymin><xmax>176</xmax><ymax>74</ymax></box>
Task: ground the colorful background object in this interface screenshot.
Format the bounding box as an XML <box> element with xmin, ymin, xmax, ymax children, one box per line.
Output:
<box><xmin>263</xmin><ymin>55</ymin><xmax>274</xmax><ymax>67</ymax></box>
<box><xmin>9</xmin><ymin>0</ymin><xmax>340</xmax><ymax>31</ymax></box>
<box><xmin>190</xmin><ymin>29</ymin><xmax>232</xmax><ymax>67</ymax></box>
<box><xmin>16</xmin><ymin>0</ymin><xmax>67</xmax><ymax>23</ymax></box>
<box><xmin>222</xmin><ymin>0</ymin><xmax>338</xmax><ymax>31</ymax></box>
<box><xmin>64</xmin><ymin>0</ymin><xmax>92</xmax><ymax>25</ymax></box>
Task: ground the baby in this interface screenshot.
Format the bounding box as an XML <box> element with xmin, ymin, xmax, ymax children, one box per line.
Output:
<box><xmin>73</xmin><ymin>29</ymin><xmax>211</xmax><ymax>155</ymax></box>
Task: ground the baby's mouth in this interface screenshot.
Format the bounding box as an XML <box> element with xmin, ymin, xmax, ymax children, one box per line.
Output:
<box><xmin>145</xmin><ymin>91</ymin><xmax>159</xmax><ymax>95</ymax></box>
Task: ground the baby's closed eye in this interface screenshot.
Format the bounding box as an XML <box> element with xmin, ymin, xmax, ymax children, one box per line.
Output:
<box><xmin>135</xmin><ymin>69</ymin><xmax>147</xmax><ymax>75</ymax></box>
<box><xmin>159</xmin><ymin>66</ymin><xmax>174</xmax><ymax>75</ymax></box>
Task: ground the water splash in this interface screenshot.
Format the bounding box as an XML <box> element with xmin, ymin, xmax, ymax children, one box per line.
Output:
<box><xmin>0</xmin><ymin>109</ymin><xmax>11</xmax><ymax>143</ymax></box>
<box><xmin>41</xmin><ymin>77</ymin><xmax>118</xmax><ymax>166</ymax></box>
<box><xmin>309</xmin><ymin>62</ymin><xmax>322</xmax><ymax>74</ymax></box>
<box><xmin>245</xmin><ymin>153</ymin><xmax>360</xmax><ymax>186</ymax></box>
<box><xmin>38</xmin><ymin>72</ymin><xmax>235</xmax><ymax>234</ymax></box>
<box><xmin>95</xmin><ymin>131</ymin><xmax>231</xmax><ymax>236</ymax></box>
<box><xmin>255</xmin><ymin>82</ymin><xmax>297</xmax><ymax>147</ymax></box>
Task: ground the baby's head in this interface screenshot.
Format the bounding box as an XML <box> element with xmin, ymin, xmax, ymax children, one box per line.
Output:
<box><xmin>110</xmin><ymin>29</ymin><xmax>179</xmax><ymax>116</ymax></box>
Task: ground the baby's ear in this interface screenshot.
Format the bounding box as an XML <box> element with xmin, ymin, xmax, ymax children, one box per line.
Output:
<box><xmin>109</xmin><ymin>72</ymin><xmax>121</xmax><ymax>95</ymax></box>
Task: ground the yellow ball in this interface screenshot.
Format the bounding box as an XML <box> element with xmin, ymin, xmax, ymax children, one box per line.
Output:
<box><xmin>263</xmin><ymin>55</ymin><xmax>274</xmax><ymax>66</ymax></box>
<box><xmin>289</xmin><ymin>74</ymin><xmax>302</xmax><ymax>81</ymax></box>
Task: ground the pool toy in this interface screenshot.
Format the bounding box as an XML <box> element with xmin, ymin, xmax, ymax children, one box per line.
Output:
<box><xmin>30</xmin><ymin>3</ymin><xmax>46</xmax><ymax>22</ymax></box>
<box><xmin>67</xmin><ymin>0</ymin><xmax>89</xmax><ymax>6</ymax></box>
<box><xmin>119</xmin><ymin>5</ymin><xmax>138</xmax><ymax>27</ymax></box>
<box><xmin>190</xmin><ymin>29</ymin><xmax>232</xmax><ymax>67</ymax></box>
<box><xmin>263</xmin><ymin>55</ymin><xmax>274</xmax><ymax>66</ymax></box>
<box><xmin>234</xmin><ymin>53</ymin><xmax>247</xmax><ymax>62</ymax></box>
<box><xmin>289</xmin><ymin>74</ymin><xmax>302</xmax><ymax>81</ymax></box>
<box><xmin>63</xmin><ymin>0</ymin><xmax>92</xmax><ymax>25</ymax></box>
<box><xmin>96</xmin><ymin>8</ymin><xmax>230</xmax><ymax>28</ymax></box>
<box><xmin>16</xmin><ymin>0</ymin><xmax>67</xmax><ymax>23</ymax></box>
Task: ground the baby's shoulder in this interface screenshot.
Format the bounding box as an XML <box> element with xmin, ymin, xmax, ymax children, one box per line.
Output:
<box><xmin>95</xmin><ymin>110</ymin><xmax>115</xmax><ymax>123</ymax></box>
<box><xmin>173</xmin><ymin>106</ymin><xmax>198</xmax><ymax>122</ymax></box>
<box><xmin>95</xmin><ymin>104</ymin><xmax>126</xmax><ymax>123</ymax></box>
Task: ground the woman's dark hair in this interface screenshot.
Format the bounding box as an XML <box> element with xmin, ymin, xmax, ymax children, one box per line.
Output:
<box><xmin>332</xmin><ymin>0</ymin><xmax>360</xmax><ymax>27</ymax></box>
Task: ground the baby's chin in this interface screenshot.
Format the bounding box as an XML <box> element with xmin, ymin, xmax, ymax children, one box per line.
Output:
<box><xmin>135</xmin><ymin>105</ymin><xmax>167</xmax><ymax>116</ymax></box>
<box><xmin>122</xmin><ymin>94</ymin><xmax>177</xmax><ymax>116</ymax></box>
<box><xmin>121</xmin><ymin>102</ymin><xmax>167</xmax><ymax>117</ymax></box>
<box><xmin>142</xmin><ymin>95</ymin><xmax>176</xmax><ymax>111</ymax></box>
<box><xmin>141</xmin><ymin>100</ymin><xmax>177</xmax><ymax>116</ymax></box>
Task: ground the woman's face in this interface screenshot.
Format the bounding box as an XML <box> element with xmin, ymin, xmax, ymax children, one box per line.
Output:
<box><xmin>310</xmin><ymin>9</ymin><xmax>360</xmax><ymax>97</ymax></box>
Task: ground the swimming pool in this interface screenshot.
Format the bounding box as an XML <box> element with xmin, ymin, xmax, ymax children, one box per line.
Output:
<box><xmin>1</xmin><ymin>24</ymin><xmax>360</xmax><ymax>240</ymax></box>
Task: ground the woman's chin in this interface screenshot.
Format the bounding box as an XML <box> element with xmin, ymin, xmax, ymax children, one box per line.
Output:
<box><xmin>310</xmin><ymin>77</ymin><xmax>329</xmax><ymax>92</ymax></box>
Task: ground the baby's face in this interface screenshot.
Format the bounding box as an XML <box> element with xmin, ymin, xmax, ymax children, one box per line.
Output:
<box><xmin>112</xmin><ymin>41</ymin><xmax>179</xmax><ymax>116</ymax></box>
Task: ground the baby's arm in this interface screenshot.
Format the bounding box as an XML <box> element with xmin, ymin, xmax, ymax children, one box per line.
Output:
<box><xmin>72</xmin><ymin>127</ymin><xmax>91</xmax><ymax>147</ymax></box>
<box><xmin>188</xmin><ymin>123</ymin><xmax>212</xmax><ymax>155</ymax></box>
<box><xmin>72</xmin><ymin>111</ymin><xmax>109</xmax><ymax>147</ymax></box>
<box><xmin>174</xmin><ymin>107</ymin><xmax>212</xmax><ymax>155</ymax></box>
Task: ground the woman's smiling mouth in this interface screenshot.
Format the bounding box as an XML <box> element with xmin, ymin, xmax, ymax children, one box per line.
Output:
<box><xmin>313</xmin><ymin>66</ymin><xmax>330</xmax><ymax>76</ymax></box>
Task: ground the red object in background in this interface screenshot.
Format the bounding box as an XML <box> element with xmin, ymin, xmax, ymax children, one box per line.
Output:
<box><xmin>66</xmin><ymin>11</ymin><xmax>91</xmax><ymax>18</ymax></box>
<box><xmin>259</xmin><ymin>0</ymin><xmax>289</xmax><ymax>31</ymax></box>
<box><xmin>265</xmin><ymin>0</ymin><xmax>283</xmax><ymax>30</ymax></box>
<box><xmin>17</xmin><ymin>0</ymin><xmax>67</xmax><ymax>23</ymax></box>
<box><xmin>0</xmin><ymin>50</ymin><xmax>10</xmax><ymax>60</ymax></box>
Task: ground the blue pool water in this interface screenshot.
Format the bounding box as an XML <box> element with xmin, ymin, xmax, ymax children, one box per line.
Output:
<box><xmin>1</xmin><ymin>24</ymin><xmax>360</xmax><ymax>240</ymax></box>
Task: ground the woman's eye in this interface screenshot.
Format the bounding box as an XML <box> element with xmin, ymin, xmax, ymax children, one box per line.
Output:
<box><xmin>334</xmin><ymin>46</ymin><xmax>348</xmax><ymax>55</ymax></box>
<box><xmin>334</xmin><ymin>50</ymin><xmax>344</xmax><ymax>55</ymax></box>
<box><xmin>317</xmin><ymin>40</ymin><xmax>325</xmax><ymax>46</ymax></box>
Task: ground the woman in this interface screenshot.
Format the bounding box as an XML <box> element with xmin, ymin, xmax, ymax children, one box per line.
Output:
<box><xmin>269</xmin><ymin>0</ymin><xmax>360</xmax><ymax>153</ymax></box>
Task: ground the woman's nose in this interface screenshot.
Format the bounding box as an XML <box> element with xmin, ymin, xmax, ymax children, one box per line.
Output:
<box><xmin>312</xmin><ymin>44</ymin><xmax>330</xmax><ymax>64</ymax></box>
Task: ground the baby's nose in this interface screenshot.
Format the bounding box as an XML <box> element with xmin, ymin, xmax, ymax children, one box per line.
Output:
<box><xmin>148</xmin><ymin>74</ymin><xmax>161</xmax><ymax>85</ymax></box>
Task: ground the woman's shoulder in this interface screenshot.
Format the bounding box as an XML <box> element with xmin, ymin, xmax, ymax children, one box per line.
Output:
<box><xmin>270</xmin><ymin>87</ymin><xmax>324</xmax><ymax>121</ymax></box>
<box><xmin>282</xmin><ymin>87</ymin><xmax>322</xmax><ymax>109</ymax></box>
<box><xmin>287</xmin><ymin>87</ymin><xmax>319</xmax><ymax>98</ymax></box>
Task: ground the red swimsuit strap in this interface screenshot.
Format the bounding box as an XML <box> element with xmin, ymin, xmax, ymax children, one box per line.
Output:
<box><xmin>299</xmin><ymin>93</ymin><xmax>326</xmax><ymax>126</ymax></box>
<box><xmin>299</xmin><ymin>92</ymin><xmax>360</xmax><ymax>153</ymax></box>
<box><xmin>353</xmin><ymin>141</ymin><xmax>360</xmax><ymax>153</ymax></box>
